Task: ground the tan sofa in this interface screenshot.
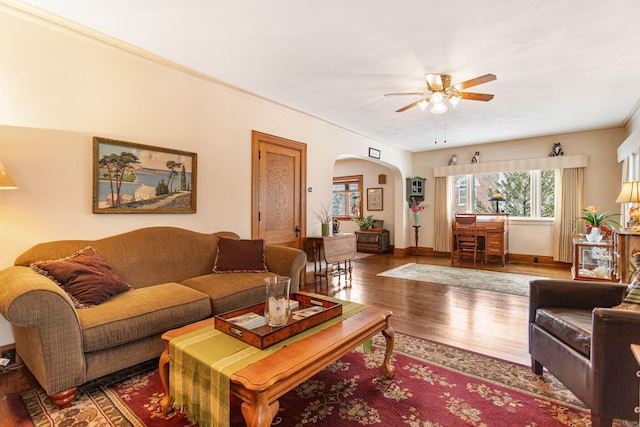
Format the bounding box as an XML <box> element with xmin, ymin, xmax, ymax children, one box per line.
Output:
<box><xmin>0</xmin><ymin>226</ymin><xmax>306</xmax><ymax>408</ymax></box>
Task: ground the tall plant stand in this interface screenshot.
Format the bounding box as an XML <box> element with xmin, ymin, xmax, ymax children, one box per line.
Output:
<box><xmin>412</xmin><ymin>225</ymin><xmax>421</xmax><ymax>256</ymax></box>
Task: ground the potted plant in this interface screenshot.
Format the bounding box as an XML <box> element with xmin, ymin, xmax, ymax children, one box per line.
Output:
<box><xmin>353</xmin><ymin>215</ymin><xmax>375</xmax><ymax>231</ymax></box>
<box><xmin>313</xmin><ymin>202</ymin><xmax>333</xmax><ymax>236</ymax></box>
<box><xmin>576</xmin><ymin>205</ymin><xmax>622</xmax><ymax>242</ymax></box>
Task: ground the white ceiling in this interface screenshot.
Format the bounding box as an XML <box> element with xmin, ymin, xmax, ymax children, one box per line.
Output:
<box><xmin>14</xmin><ymin>0</ymin><xmax>640</xmax><ymax>152</ymax></box>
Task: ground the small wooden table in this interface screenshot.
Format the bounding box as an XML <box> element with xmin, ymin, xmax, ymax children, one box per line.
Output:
<box><xmin>158</xmin><ymin>304</ymin><xmax>395</xmax><ymax>427</ymax></box>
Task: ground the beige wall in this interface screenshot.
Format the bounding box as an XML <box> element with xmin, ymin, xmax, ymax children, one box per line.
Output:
<box><xmin>0</xmin><ymin>5</ymin><xmax>413</xmax><ymax>344</ymax></box>
<box><xmin>0</xmin><ymin>3</ymin><xmax>631</xmax><ymax>346</ymax></box>
<box><xmin>413</xmin><ymin>128</ymin><xmax>625</xmax><ymax>256</ymax></box>
<box><xmin>332</xmin><ymin>158</ymin><xmax>398</xmax><ymax>243</ymax></box>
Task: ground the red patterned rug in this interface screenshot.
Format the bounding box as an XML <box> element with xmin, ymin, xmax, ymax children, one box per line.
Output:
<box><xmin>12</xmin><ymin>333</ymin><xmax>597</xmax><ymax>426</ymax></box>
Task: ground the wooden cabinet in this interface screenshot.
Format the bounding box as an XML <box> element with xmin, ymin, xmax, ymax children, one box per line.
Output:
<box><xmin>406</xmin><ymin>177</ymin><xmax>426</xmax><ymax>204</ymax></box>
<box><xmin>479</xmin><ymin>214</ymin><xmax>509</xmax><ymax>266</ymax></box>
<box><xmin>612</xmin><ymin>230</ymin><xmax>640</xmax><ymax>284</ymax></box>
<box><xmin>355</xmin><ymin>229</ymin><xmax>390</xmax><ymax>254</ymax></box>
<box><xmin>572</xmin><ymin>238</ymin><xmax>613</xmax><ymax>281</ymax></box>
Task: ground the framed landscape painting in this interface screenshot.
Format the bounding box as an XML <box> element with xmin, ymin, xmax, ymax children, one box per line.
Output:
<box><xmin>92</xmin><ymin>137</ymin><xmax>197</xmax><ymax>214</ymax></box>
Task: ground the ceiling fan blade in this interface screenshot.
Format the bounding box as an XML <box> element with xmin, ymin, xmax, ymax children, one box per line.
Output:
<box><xmin>458</xmin><ymin>92</ymin><xmax>495</xmax><ymax>101</ymax></box>
<box><xmin>426</xmin><ymin>74</ymin><xmax>444</xmax><ymax>91</ymax></box>
<box><xmin>384</xmin><ymin>92</ymin><xmax>426</xmax><ymax>96</ymax></box>
<box><xmin>396</xmin><ymin>99</ymin><xmax>425</xmax><ymax>112</ymax></box>
<box><xmin>453</xmin><ymin>74</ymin><xmax>497</xmax><ymax>91</ymax></box>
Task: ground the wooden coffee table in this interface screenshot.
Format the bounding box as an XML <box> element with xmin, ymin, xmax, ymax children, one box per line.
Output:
<box><xmin>158</xmin><ymin>305</ymin><xmax>395</xmax><ymax>427</ymax></box>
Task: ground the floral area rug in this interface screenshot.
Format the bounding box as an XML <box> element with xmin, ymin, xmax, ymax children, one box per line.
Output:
<box><xmin>13</xmin><ymin>333</ymin><xmax>599</xmax><ymax>427</ymax></box>
<box><xmin>378</xmin><ymin>263</ymin><xmax>547</xmax><ymax>296</ymax></box>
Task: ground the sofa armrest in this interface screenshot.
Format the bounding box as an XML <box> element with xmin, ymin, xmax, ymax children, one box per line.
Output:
<box><xmin>529</xmin><ymin>279</ymin><xmax>627</xmax><ymax>323</ymax></box>
<box><xmin>0</xmin><ymin>266</ymin><xmax>85</xmax><ymax>395</ymax></box>
<box><xmin>264</xmin><ymin>245</ymin><xmax>307</xmax><ymax>292</ymax></box>
<box><xmin>590</xmin><ymin>308</ymin><xmax>640</xmax><ymax>416</ymax></box>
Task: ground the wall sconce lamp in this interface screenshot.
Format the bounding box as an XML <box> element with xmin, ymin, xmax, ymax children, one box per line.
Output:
<box><xmin>0</xmin><ymin>161</ymin><xmax>17</xmax><ymax>190</ymax></box>
<box><xmin>615</xmin><ymin>181</ymin><xmax>640</xmax><ymax>229</ymax></box>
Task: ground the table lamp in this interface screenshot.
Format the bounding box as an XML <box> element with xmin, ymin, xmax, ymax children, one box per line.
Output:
<box><xmin>615</xmin><ymin>181</ymin><xmax>640</xmax><ymax>230</ymax></box>
<box><xmin>488</xmin><ymin>193</ymin><xmax>505</xmax><ymax>213</ymax></box>
<box><xmin>0</xmin><ymin>161</ymin><xmax>17</xmax><ymax>190</ymax></box>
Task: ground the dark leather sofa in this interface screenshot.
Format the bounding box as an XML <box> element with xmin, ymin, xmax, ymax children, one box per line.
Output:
<box><xmin>528</xmin><ymin>278</ymin><xmax>638</xmax><ymax>427</ymax></box>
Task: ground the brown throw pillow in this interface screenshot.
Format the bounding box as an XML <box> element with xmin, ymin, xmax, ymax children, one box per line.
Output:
<box><xmin>213</xmin><ymin>237</ymin><xmax>268</xmax><ymax>273</ymax></box>
<box><xmin>31</xmin><ymin>247</ymin><xmax>131</xmax><ymax>308</ymax></box>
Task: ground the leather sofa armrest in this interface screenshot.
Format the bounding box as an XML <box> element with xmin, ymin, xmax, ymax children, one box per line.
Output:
<box><xmin>529</xmin><ymin>279</ymin><xmax>627</xmax><ymax>323</ymax></box>
<box><xmin>0</xmin><ymin>266</ymin><xmax>85</xmax><ymax>395</ymax></box>
<box><xmin>590</xmin><ymin>308</ymin><xmax>640</xmax><ymax>415</ymax></box>
<box><xmin>592</xmin><ymin>308</ymin><xmax>640</xmax><ymax>368</ymax></box>
<box><xmin>264</xmin><ymin>245</ymin><xmax>307</xmax><ymax>292</ymax></box>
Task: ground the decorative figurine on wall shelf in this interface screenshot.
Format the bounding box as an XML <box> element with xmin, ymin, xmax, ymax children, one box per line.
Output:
<box><xmin>448</xmin><ymin>154</ymin><xmax>457</xmax><ymax>165</ymax></box>
<box><xmin>471</xmin><ymin>151</ymin><xmax>480</xmax><ymax>163</ymax></box>
<box><xmin>549</xmin><ymin>142</ymin><xmax>564</xmax><ymax>157</ymax></box>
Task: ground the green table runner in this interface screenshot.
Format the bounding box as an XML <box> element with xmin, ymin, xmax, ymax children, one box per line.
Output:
<box><xmin>169</xmin><ymin>295</ymin><xmax>367</xmax><ymax>427</ymax></box>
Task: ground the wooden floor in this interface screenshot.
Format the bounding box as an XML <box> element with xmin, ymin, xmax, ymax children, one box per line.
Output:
<box><xmin>0</xmin><ymin>253</ymin><xmax>571</xmax><ymax>424</ymax></box>
<box><xmin>300</xmin><ymin>253</ymin><xmax>571</xmax><ymax>366</ymax></box>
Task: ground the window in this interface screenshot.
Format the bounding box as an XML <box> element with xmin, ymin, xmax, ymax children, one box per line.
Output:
<box><xmin>456</xmin><ymin>177</ymin><xmax>467</xmax><ymax>207</ymax></box>
<box><xmin>332</xmin><ymin>175</ymin><xmax>363</xmax><ymax>219</ymax></box>
<box><xmin>452</xmin><ymin>169</ymin><xmax>555</xmax><ymax>219</ymax></box>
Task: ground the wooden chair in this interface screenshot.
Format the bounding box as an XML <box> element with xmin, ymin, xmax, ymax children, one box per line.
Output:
<box><xmin>452</xmin><ymin>213</ymin><xmax>481</xmax><ymax>266</ymax></box>
<box><xmin>321</xmin><ymin>234</ymin><xmax>357</xmax><ymax>284</ymax></box>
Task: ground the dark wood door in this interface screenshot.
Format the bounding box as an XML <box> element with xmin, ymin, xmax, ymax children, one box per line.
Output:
<box><xmin>251</xmin><ymin>131</ymin><xmax>306</xmax><ymax>249</ymax></box>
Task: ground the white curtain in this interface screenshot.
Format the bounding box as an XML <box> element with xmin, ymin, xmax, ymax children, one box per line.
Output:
<box><xmin>433</xmin><ymin>176</ymin><xmax>452</xmax><ymax>252</ymax></box>
<box><xmin>553</xmin><ymin>167</ymin><xmax>584</xmax><ymax>262</ymax></box>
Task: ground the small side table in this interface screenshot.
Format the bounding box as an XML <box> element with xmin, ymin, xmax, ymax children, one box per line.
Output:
<box><xmin>412</xmin><ymin>225</ymin><xmax>421</xmax><ymax>256</ymax></box>
<box><xmin>631</xmin><ymin>344</ymin><xmax>640</xmax><ymax>421</ymax></box>
<box><xmin>571</xmin><ymin>238</ymin><xmax>613</xmax><ymax>281</ymax></box>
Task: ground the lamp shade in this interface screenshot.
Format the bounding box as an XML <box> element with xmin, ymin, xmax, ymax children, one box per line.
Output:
<box><xmin>615</xmin><ymin>181</ymin><xmax>640</xmax><ymax>203</ymax></box>
<box><xmin>0</xmin><ymin>161</ymin><xmax>17</xmax><ymax>190</ymax></box>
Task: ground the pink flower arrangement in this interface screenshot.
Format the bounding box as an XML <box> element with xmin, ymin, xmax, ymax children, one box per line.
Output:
<box><xmin>409</xmin><ymin>198</ymin><xmax>426</xmax><ymax>213</ymax></box>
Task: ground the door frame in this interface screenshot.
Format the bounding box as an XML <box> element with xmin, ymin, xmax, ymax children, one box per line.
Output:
<box><xmin>251</xmin><ymin>131</ymin><xmax>307</xmax><ymax>247</ymax></box>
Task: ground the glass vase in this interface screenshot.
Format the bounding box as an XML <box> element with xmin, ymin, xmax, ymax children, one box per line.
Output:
<box><xmin>264</xmin><ymin>276</ymin><xmax>291</xmax><ymax>327</ymax></box>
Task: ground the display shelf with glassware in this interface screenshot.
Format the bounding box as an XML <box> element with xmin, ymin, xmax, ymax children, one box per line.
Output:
<box><xmin>572</xmin><ymin>238</ymin><xmax>613</xmax><ymax>281</ymax></box>
<box><xmin>612</xmin><ymin>229</ymin><xmax>640</xmax><ymax>284</ymax></box>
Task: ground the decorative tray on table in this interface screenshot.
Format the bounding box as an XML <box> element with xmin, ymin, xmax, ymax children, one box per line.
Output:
<box><xmin>214</xmin><ymin>293</ymin><xmax>342</xmax><ymax>349</ymax></box>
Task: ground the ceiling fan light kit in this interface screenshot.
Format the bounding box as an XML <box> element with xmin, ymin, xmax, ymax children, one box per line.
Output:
<box><xmin>386</xmin><ymin>73</ymin><xmax>496</xmax><ymax>114</ymax></box>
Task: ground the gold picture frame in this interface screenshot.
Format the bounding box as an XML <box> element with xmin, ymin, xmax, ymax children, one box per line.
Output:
<box><xmin>93</xmin><ymin>137</ymin><xmax>197</xmax><ymax>214</ymax></box>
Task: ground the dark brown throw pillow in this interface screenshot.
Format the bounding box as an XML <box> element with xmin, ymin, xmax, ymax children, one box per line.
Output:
<box><xmin>31</xmin><ymin>246</ymin><xmax>131</xmax><ymax>308</ymax></box>
<box><xmin>213</xmin><ymin>237</ymin><xmax>268</xmax><ymax>273</ymax></box>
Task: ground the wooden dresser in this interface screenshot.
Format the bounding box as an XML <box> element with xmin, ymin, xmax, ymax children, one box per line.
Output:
<box><xmin>354</xmin><ymin>229</ymin><xmax>390</xmax><ymax>254</ymax></box>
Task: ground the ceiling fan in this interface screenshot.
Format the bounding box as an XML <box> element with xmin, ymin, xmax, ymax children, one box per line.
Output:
<box><xmin>385</xmin><ymin>73</ymin><xmax>497</xmax><ymax>114</ymax></box>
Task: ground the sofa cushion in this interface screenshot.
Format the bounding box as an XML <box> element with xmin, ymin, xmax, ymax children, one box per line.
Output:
<box><xmin>77</xmin><ymin>282</ymin><xmax>211</xmax><ymax>353</ymax></box>
<box><xmin>535</xmin><ymin>307</ymin><xmax>592</xmax><ymax>356</ymax></box>
<box><xmin>181</xmin><ymin>272</ymin><xmax>275</xmax><ymax>314</ymax></box>
<box><xmin>614</xmin><ymin>285</ymin><xmax>640</xmax><ymax>310</ymax></box>
<box><xmin>213</xmin><ymin>237</ymin><xmax>268</xmax><ymax>273</ymax></box>
<box><xmin>30</xmin><ymin>246</ymin><xmax>131</xmax><ymax>308</ymax></box>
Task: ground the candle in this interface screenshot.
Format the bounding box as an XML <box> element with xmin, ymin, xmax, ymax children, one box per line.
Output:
<box><xmin>267</xmin><ymin>296</ymin><xmax>288</xmax><ymax>326</ymax></box>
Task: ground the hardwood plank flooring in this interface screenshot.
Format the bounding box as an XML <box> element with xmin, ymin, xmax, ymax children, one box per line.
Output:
<box><xmin>0</xmin><ymin>253</ymin><xmax>571</xmax><ymax>425</ymax></box>
<box><xmin>300</xmin><ymin>253</ymin><xmax>571</xmax><ymax>366</ymax></box>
